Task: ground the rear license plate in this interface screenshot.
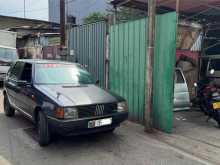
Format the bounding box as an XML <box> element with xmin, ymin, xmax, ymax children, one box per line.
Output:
<box><xmin>213</xmin><ymin>102</ymin><xmax>220</xmax><ymax>110</ymax></box>
<box><xmin>88</xmin><ymin>118</ymin><xmax>112</xmax><ymax>128</ymax></box>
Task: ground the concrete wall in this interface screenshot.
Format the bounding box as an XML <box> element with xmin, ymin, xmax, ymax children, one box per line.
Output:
<box><xmin>49</xmin><ymin>0</ymin><xmax>109</xmax><ymax>24</ymax></box>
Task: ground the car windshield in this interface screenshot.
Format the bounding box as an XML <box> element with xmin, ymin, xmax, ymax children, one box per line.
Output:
<box><xmin>0</xmin><ymin>47</ymin><xmax>18</xmax><ymax>62</ymax></box>
<box><xmin>35</xmin><ymin>63</ymin><xmax>95</xmax><ymax>85</ymax></box>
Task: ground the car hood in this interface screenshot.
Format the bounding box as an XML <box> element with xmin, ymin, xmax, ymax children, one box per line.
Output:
<box><xmin>34</xmin><ymin>84</ymin><xmax>122</xmax><ymax>107</ymax></box>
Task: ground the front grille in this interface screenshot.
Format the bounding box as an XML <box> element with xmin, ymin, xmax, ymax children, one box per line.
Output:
<box><xmin>78</xmin><ymin>103</ymin><xmax>117</xmax><ymax>118</ymax></box>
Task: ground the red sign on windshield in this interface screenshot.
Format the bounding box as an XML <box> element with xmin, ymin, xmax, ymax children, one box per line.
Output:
<box><xmin>41</xmin><ymin>64</ymin><xmax>61</xmax><ymax>68</ymax></box>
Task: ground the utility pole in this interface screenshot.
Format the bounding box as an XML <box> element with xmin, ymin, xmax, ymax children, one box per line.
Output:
<box><xmin>24</xmin><ymin>0</ymin><xmax>26</xmax><ymax>18</ymax></box>
<box><xmin>176</xmin><ymin>0</ymin><xmax>180</xmax><ymax>22</ymax></box>
<box><xmin>60</xmin><ymin>0</ymin><xmax>66</xmax><ymax>47</ymax></box>
<box><xmin>60</xmin><ymin>0</ymin><xmax>67</xmax><ymax>60</ymax></box>
<box><xmin>145</xmin><ymin>0</ymin><xmax>156</xmax><ymax>132</ymax></box>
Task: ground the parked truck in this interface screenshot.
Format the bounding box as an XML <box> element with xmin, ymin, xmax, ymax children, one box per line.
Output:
<box><xmin>0</xmin><ymin>30</ymin><xmax>18</xmax><ymax>82</ymax></box>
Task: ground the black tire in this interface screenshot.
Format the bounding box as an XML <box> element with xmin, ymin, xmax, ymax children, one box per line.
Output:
<box><xmin>37</xmin><ymin>111</ymin><xmax>51</xmax><ymax>146</ymax></box>
<box><xmin>3</xmin><ymin>95</ymin><xmax>15</xmax><ymax>117</ymax></box>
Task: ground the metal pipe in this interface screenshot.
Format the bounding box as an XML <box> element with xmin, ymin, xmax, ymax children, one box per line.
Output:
<box><xmin>145</xmin><ymin>0</ymin><xmax>156</xmax><ymax>132</ymax></box>
<box><xmin>113</xmin><ymin>5</ymin><xmax>117</xmax><ymax>24</ymax></box>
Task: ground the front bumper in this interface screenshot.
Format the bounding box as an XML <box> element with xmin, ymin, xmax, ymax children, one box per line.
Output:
<box><xmin>47</xmin><ymin>112</ymin><xmax>128</xmax><ymax>136</ymax></box>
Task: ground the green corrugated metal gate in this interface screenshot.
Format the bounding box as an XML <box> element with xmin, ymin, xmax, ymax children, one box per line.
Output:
<box><xmin>68</xmin><ymin>21</ymin><xmax>107</xmax><ymax>87</ymax></box>
<box><xmin>109</xmin><ymin>12</ymin><xmax>177</xmax><ymax>132</ymax></box>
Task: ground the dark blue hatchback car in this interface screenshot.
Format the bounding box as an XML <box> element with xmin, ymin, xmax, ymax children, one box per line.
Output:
<box><xmin>3</xmin><ymin>60</ymin><xmax>128</xmax><ymax>146</ymax></box>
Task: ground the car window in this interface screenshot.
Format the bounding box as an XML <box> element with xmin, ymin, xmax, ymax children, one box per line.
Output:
<box><xmin>175</xmin><ymin>70</ymin><xmax>185</xmax><ymax>84</ymax></box>
<box><xmin>35</xmin><ymin>64</ymin><xmax>95</xmax><ymax>85</ymax></box>
<box><xmin>20</xmin><ymin>63</ymin><xmax>32</xmax><ymax>82</ymax></box>
<box><xmin>9</xmin><ymin>62</ymin><xmax>25</xmax><ymax>80</ymax></box>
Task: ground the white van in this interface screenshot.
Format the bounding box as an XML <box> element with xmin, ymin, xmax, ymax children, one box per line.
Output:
<box><xmin>174</xmin><ymin>68</ymin><xmax>191</xmax><ymax>111</ymax></box>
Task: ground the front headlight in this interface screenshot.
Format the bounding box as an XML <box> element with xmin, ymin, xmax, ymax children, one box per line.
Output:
<box><xmin>64</xmin><ymin>107</ymin><xmax>78</xmax><ymax>119</ymax></box>
<box><xmin>55</xmin><ymin>107</ymin><xmax>78</xmax><ymax>119</ymax></box>
<box><xmin>117</xmin><ymin>102</ymin><xmax>128</xmax><ymax>112</ymax></box>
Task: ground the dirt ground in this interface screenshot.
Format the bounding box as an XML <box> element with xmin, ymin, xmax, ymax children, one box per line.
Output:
<box><xmin>0</xmin><ymin>90</ymin><xmax>214</xmax><ymax>165</ymax></box>
<box><xmin>152</xmin><ymin>110</ymin><xmax>220</xmax><ymax>165</ymax></box>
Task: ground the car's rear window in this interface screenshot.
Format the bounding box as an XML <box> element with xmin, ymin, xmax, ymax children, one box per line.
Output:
<box><xmin>35</xmin><ymin>63</ymin><xmax>95</xmax><ymax>85</ymax></box>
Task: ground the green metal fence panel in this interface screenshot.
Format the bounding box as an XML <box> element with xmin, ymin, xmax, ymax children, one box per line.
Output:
<box><xmin>153</xmin><ymin>13</ymin><xmax>177</xmax><ymax>133</ymax></box>
<box><xmin>68</xmin><ymin>21</ymin><xmax>107</xmax><ymax>87</ymax></box>
<box><xmin>109</xmin><ymin>12</ymin><xmax>177</xmax><ymax>132</ymax></box>
<box><xmin>109</xmin><ymin>19</ymin><xmax>147</xmax><ymax>123</ymax></box>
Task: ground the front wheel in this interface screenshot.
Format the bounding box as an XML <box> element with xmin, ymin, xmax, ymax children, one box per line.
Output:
<box><xmin>37</xmin><ymin>111</ymin><xmax>51</xmax><ymax>146</ymax></box>
<box><xmin>3</xmin><ymin>95</ymin><xmax>15</xmax><ymax>117</ymax></box>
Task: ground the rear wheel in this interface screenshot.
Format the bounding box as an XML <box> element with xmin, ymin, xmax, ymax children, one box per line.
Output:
<box><xmin>3</xmin><ymin>95</ymin><xmax>15</xmax><ymax>117</ymax></box>
<box><xmin>37</xmin><ymin>111</ymin><xmax>51</xmax><ymax>146</ymax></box>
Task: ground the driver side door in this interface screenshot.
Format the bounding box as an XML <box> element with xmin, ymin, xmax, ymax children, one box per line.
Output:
<box><xmin>5</xmin><ymin>61</ymin><xmax>24</xmax><ymax>107</ymax></box>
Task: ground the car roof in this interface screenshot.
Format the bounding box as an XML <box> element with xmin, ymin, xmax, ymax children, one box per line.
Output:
<box><xmin>17</xmin><ymin>59</ymin><xmax>78</xmax><ymax>65</ymax></box>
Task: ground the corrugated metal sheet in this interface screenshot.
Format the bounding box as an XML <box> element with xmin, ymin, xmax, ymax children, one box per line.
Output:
<box><xmin>68</xmin><ymin>21</ymin><xmax>107</xmax><ymax>87</ymax></box>
<box><xmin>109</xmin><ymin>12</ymin><xmax>177</xmax><ymax>132</ymax></box>
<box><xmin>109</xmin><ymin>19</ymin><xmax>147</xmax><ymax>123</ymax></box>
<box><xmin>153</xmin><ymin>13</ymin><xmax>177</xmax><ymax>132</ymax></box>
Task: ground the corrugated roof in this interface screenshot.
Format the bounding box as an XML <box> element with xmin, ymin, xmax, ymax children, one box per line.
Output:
<box><xmin>110</xmin><ymin>0</ymin><xmax>220</xmax><ymax>14</ymax></box>
<box><xmin>0</xmin><ymin>15</ymin><xmax>59</xmax><ymax>30</ymax></box>
<box><xmin>157</xmin><ymin>0</ymin><xmax>220</xmax><ymax>12</ymax></box>
<box><xmin>110</xmin><ymin>0</ymin><xmax>220</xmax><ymax>24</ymax></box>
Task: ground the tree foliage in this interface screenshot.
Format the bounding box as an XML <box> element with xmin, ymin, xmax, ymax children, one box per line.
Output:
<box><xmin>114</xmin><ymin>7</ymin><xmax>147</xmax><ymax>22</ymax></box>
<box><xmin>83</xmin><ymin>12</ymin><xmax>106</xmax><ymax>24</ymax></box>
<box><xmin>83</xmin><ymin>7</ymin><xmax>147</xmax><ymax>24</ymax></box>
